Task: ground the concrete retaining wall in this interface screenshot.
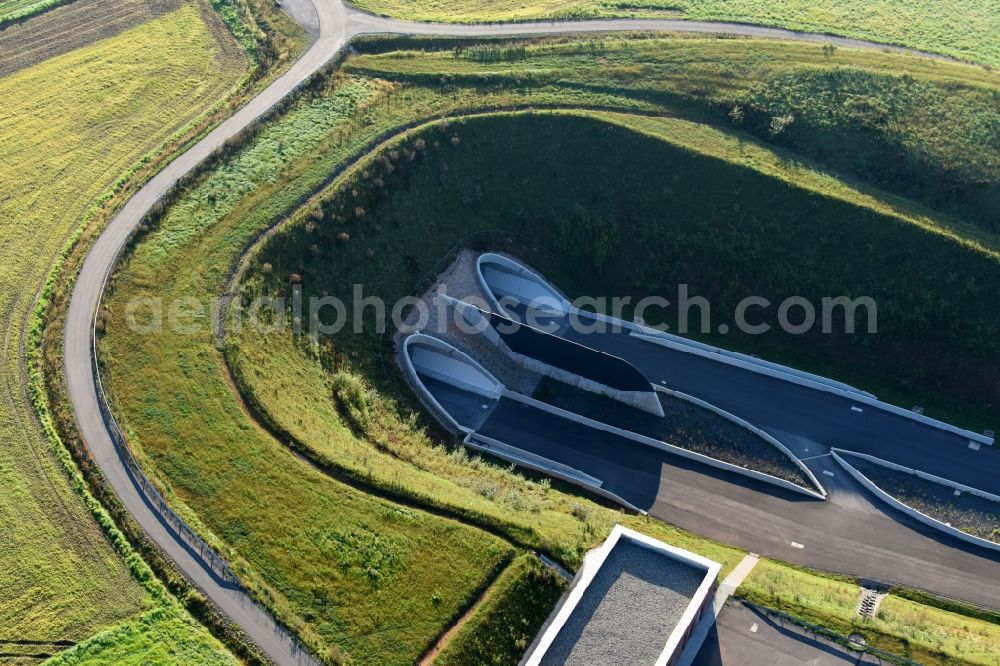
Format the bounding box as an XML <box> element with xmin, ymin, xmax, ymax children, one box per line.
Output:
<box><xmin>401</xmin><ymin>334</ymin><xmax>493</xmax><ymax>435</ymax></box>
<box><xmin>831</xmin><ymin>450</ymin><xmax>1000</xmax><ymax>553</ymax></box>
<box><xmin>654</xmin><ymin>385</ymin><xmax>826</xmax><ymax>497</ymax></box>
<box><xmin>830</xmin><ymin>448</ymin><xmax>1000</xmax><ymax>505</ymax></box>
<box><xmin>509</xmin><ymin>351</ymin><xmax>664</xmax><ymax>416</ymax></box>
<box><xmin>447</xmin><ymin>294</ymin><xmax>663</xmax><ymax>415</ymax></box>
<box><xmin>473</xmin><ymin>253</ymin><xmax>992</xmax><ymax>447</ymax></box>
<box><xmin>476</xmin><ymin>253</ymin><xmax>571</xmax><ymax>315</ymax></box>
<box><xmin>633</xmin><ymin>331</ymin><xmax>993</xmax><ymax>447</ymax></box>
<box><xmin>506</xmin><ymin>391</ymin><xmax>826</xmax><ymax>500</ymax></box>
<box><xmin>465</xmin><ymin>432</ymin><xmax>645</xmax><ymax>514</ymax></box>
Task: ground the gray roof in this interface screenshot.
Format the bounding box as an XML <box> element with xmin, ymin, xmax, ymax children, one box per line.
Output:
<box><xmin>540</xmin><ymin>538</ymin><xmax>707</xmax><ymax>666</ymax></box>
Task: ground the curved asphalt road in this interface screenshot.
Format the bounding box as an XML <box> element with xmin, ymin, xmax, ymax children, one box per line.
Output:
<box><xmin>61</xmin><ymin>1</ymin><xmax>970</xmax><ymax>663</ymax></box>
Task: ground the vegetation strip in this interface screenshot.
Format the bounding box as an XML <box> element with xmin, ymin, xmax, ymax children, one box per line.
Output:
<box><xmin>836</xmin><ymin>451</ymin><xmax>1000</xmax><ymax>545</ymax></box>
<box><xmin>54</xmin><ymin>22</ymin><xmax>1000</xmax><ymax>664</ymax></box>
<box><xmin>737</xmin><ymin>559</ymin><xmax>1000</xmax><ymax>665</ymax></box>
<box><xmin>342</xmin><ymin>0</ymin><xmax>1000</xmax><ymax>66</ymax></box>
<box><xmin>432</xmin><ymin>554</ymin><xmax>568</xmax><ymax>666</ymax></box>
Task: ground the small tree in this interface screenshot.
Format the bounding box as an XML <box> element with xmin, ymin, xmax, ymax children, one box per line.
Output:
<box><xmin>769</xmin><ymin>113</ymin><xmax>795</xmax><ymax>135</ymax></box>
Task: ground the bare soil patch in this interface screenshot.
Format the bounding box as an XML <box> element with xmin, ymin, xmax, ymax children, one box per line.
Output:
<box><xmin>0</xmin><ymin>0</ymin><xmax>185</xmax><ymax>77</ymax></box>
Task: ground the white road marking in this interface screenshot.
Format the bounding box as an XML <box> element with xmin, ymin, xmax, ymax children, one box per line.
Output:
<box><xmin>800</xmin><ymin>453</ymin><xmax>832</xmax><ymax>462</ymax></box>
<box><xmin>823</xmin><ymin>470</ymin><xmax>835</xmax><ymax>477</ymax></box>
<box><xmin>790</xmin><ymin>542</ymin><xmax>805</xmax><ymax>549</ymax></box>
<box><xmin>969</xmin><ymin>441</ymin><xmax>981</xmax><ymax>451</ymax></box>
<box><xmin>851</xmin><ymin>406</ymin><xmax>864</xmax><ymax>413</ymax></box>
<box><xmin>954</xmin><ymin>489</ymin><xmax>962</xmax><ymax>496</ymax></box>
<box><xmin>750</xmin><ymin>623</ymin><xmax>759</xmax><ymax>633</ymax></box>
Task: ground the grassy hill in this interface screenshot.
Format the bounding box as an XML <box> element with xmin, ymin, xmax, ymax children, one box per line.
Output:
<box><xmin>0</xmin><ymin>2</ymin><xmax>247</xmax><ymax>660</ymax></box>
<box><xmin>348</xmin><ymin>35</ymin><xmax>1000</xmax><ymax>239</ymax></box>
<box><xmin>89</xmin><ymin>33</ymin><xmax>1000</xmax><ymax>664</ymax></box>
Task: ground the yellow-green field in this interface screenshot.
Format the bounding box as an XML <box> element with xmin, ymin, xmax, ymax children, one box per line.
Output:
<box><xmin>345</xmin><ymin>0</ymin><xmax>1000</xmax><ymax>66</ymax></box>
<box><xmin>0</xmin><ymin>1</ymin><xmax>246</xmax><ymax>659</ymax></box>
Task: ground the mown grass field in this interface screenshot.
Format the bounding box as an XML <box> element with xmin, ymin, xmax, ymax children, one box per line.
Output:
<box><xmin>0</xmin><ymin>1</ymin><xmax>246</xmax><ymax>660</ymax></box>
<box><xmin>91</xmin><ymin>32</ymin><xmax>1000</xmax><ymax>664</ymax></box>
<box><xmin>0</xmin><ymin>0</ymin><xmax>188</xmax><ymax>77</ymax></box>
<box><xmin>344</xmin><ymin>0</ymin><xmax>1000</xmax><ymax>66</ymax></box>
<box><xmin>738</xmin><ymin>560</ymin><xmax>1000</xmax><ymax>665</ymax></box>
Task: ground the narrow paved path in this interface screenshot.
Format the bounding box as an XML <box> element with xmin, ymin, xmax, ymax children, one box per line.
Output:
<box><xmin>62</xmin><ymin>1</ymin><xmax>963</xmax><ymax>663</ymax></box>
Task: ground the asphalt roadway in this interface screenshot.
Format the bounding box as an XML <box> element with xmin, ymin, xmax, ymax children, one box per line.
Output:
<box><xmin>693</xmin><ymin>601</ymin><xmax>882</xmax><ymax>665</ymax></box>
<box><xmin>511</xmin><ymin>305</ymin><xmax>1000</xmax><ymax>496</ymax></box>
<box><xmin>460</xmin><ymin>389</ymin><xmax>1000</xmax><ymax>608</ymax></box>
<box><xmin>59</xmin><ymin>0</ymin><xmax>979</xmax><ymax>663</ymax></box>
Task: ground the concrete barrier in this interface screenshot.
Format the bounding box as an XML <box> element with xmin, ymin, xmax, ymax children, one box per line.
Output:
<box><xmin>633</xmin><ymin>331</ymin><xmax>993</xmax><ymax>447</ymax></box>
<box><xmin>444</xmin><ymin>294</ymin><xmax>664</xmax><ymax>416</ymax></box>
<box><xmin>630</xmin><ymin>330</ymin><xmax>873</xmax><ymax>397</ymax></box>
<box><xmin>654</xmin><ymin>385</ymin><xmax>826</xmax><ymax>498</ymax></box>
<box><xmin>473</xmin><ymin>253</ymin><xmax>992</xmax><ymax>448</ymax></box>
<box><xmin>831</xmin><ymin>450</ymin><xmax>1000</xmax><ymax>553</ymax></box>
<box><xmin>402</xmin><ymin>332</ymin><xmax>824</xmax><ymax>500</ymax></box>
<box><xmin>830</xmin><ymin>448</ymin><xmax>1000</xmax><ymax>504</ymax></box>
<box><xmin>465</xmin><ymin>433</ymin><xmax>645</xmax><ymax>514</ymax></box>
<box><xmin>505</xmin><ymin>391</ymin><xmax>826</xmax><ymax>500</ymax></box>
<box><xmin>400</xmin><ymin>334</ymin><xmax>493</xmax><ymax>435</ymax></box>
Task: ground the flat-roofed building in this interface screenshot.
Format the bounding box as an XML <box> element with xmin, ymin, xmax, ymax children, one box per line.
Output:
<box><xmin>524</xmin><ymin>525</ymin><xmax>720</xmax><ymax>666</ymax></box>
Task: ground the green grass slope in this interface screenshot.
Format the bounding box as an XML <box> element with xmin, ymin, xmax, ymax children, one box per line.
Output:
<box><xmin>0</xmin><ymin>2</ymin><xmax>246</xmax><ymax>658</ymax></box>
<box><xmin>96</xmin><ymin>34</ymin><xmax>999</xmax><ymax>665</ymax></box>
<box><xmin>739</xmin><ymin>561</ymin><xmax>1000</xmax><ymax>665</ymax></box>
<box><xmin>97</xmin><ymin>64</ymin><xmax>746</xmax><ymax>663</ymax></box>
<box><xmin>41</xmin><ymin>608</ymin><xmax>239</xmax><ymax>666</ymax></box>
<box><xmin>97</xmin><ymin>80</ymin><xmax>515</xmax><ymax>666</ymax></box>
<box><xmin>344</xmin><ymin>0</ymin><xmax>1000</xmax><ymax>67</ymax></box>
<box><xmin>249</xmin><ymin>110</ymin><xmax>999</xmax><ymax>430</ymax></box>
<box><xmin>348</xmin><ymin>36</ymin><xmax>1000</xmax><ymax>238</ymax></box>
<box><xmin>435</xmin><ymin>554</ymin><xmax>566</xmax><ymax>666</ymax></box>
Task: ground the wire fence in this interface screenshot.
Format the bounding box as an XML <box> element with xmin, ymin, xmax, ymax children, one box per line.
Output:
<box><xmin>90</xmin><ymin>334</ymin><xmax>239</xmax><ymax>584</ymax></box>
<box><xmin>89</xmin><ymin>237</ymin><xmax>324</xmax><ymax>664</ymax></box>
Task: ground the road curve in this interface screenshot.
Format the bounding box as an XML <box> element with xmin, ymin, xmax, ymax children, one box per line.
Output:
<box><xmin>62</xmin><ymin>1</ymin><xmax>967</xmax><ymax>663</ymax></box>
